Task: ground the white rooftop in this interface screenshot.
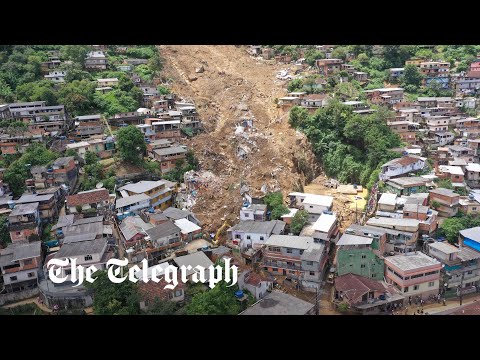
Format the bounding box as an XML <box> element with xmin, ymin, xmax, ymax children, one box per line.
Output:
<box><xmin>466</xmin><ymin>163</ymin><xmax>480</xmax><ymax>172</ymax></box>
<box><xmin>378</xmin><ymin>193</ymin><xmax>397</xmax><ymax>206</ymax></box>
<box><xmin>312</xmin><ymin>213</ymin><xmax>337</xmax><ymax>233</ymax></box>
<box><xmin>174</xmin><ymin>218</ymin><xmax>201</xmax><ymax>234</ymax></box>
<box><xmin>337</xmin><ymin>234</ymin><xmax>373</xmax><ymax>246</ymax></box>
<box><xmin>439</xmin><ymin>165</ymin><xmax>464</xmax><ymax>176</ymax></box>
<box><xmin>281</xmin><ymin>208</ymin><xmax>298</xmax><ymax>218</ymax></box>
<box><xmin>428</xmin><ymin>241</ymin><xmax>459</xmax><ymax>255</ymax></box>
<box><xmin>66</xmin><ymin>141</ymin><xmax>90</xmax><ymax>149</ymax></box>
<box><xmin>302</xmin><ymin>194</ymin><xmax>333</xmax><ymax>207</ymax></box>
<box><xmin>385</xmin><ymin>252</ymin><xmax>440</xmax><ymax>272</ymax></box>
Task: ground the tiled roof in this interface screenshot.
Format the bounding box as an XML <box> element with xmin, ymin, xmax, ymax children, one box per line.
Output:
<box><xmin>66</xmin><ymin>188</ymin><xmax>109</xmax><ymax>207</ymax></box>
<box><xmin>138</xmin><ymin>279</ymin><xmax>184</xmax><ymax>303</ymax></box>
<box><xmin>334</xmin><ymin>273</ymin><xmax>386</xmax><ymax>303</ymax></box>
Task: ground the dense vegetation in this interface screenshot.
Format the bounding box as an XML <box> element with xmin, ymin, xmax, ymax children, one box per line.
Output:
<box><xmin>290</xmin><ymin>101</ymin><xmax>401</xmax><ymax>188</ymax></box>
<box><xmin>264</xmin><ymin>192</ymin><xmax>289</xmax><ymax>220</ymax></box>
<box><xmin>3</xmin><ymin>143</ymin><xmax>59</xmax><ymax>197</ymax></box>
<box><xmin>290</xmin><ymin>209</ymin><xmax>309</xmax><ymax>235</ymax></box>
<box><xmin>439</xmin><ymin>214</ymin><xmax>480</xmax><ymax>243</ymax></box>
<box><xmin>0</xmin><ymin>45</ymin><xmax>163</xmax><ymax>117</ymax></box>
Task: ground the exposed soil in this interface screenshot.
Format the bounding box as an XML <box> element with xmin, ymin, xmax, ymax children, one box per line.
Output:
<box><xmin>161</xmin><ymin>45</ymin><xmax>320</xmax><ymax>232</ymax></box>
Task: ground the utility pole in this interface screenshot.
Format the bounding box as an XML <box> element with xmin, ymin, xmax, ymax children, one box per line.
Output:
<box><xmin>459</xmin><ymin>271</ymin><xmax>465</xmax><ymax>306</ymax></box>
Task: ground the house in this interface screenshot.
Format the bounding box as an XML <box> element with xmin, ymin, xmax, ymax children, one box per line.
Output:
<box><xmin>378</xmin><ymin>193</ymin><xmax>397</xmax><ymax>212</ymax></box>
<box><xmin>240</xmin><ymin>203</ymin><xmax>267</xmax><ymax>222</ymax></box>
<box><xmin>384</xmin><ymin>176</ymin><xmax>429</xmax><ymax>196</ymax></box>
<box><xmin>353</xmin><ymin>71</ymin><xmax>368</xmax><ymax>82</ymax></box>
<box><xmin>387</xmin><ymin>121</ymin><xmax>418</xmax><ymax>144</ymax></box>
<box><xmin>419</xmin><ymin>61</ymin><xmax>450</xmax><ymax>88</ymax></box>
<box><xmin>44</xmin><ymin>70</ymin><xmax>67</xmax><ymax>83</ymax></box>
<box><xmin>333</xmin><ymin>273</ymin><xmax>404</xmax><ymax>314</ymax></box>
<box><xmin>65</xmin><ymin>141</ymin><xmax>90</xmax><ymax>158</ymax></box>
<box><xmin>459</xmin><ymin>193</ymin><xmax>480</xmax><ymax>215</ymax></box>
<box><xmin>119</xmin><ymin>215</ymin><xmax>153</xmax><ymax>247</ymax></box>
<box><xmin>174</xmin><ymin>218</ymin><xmax>202</xmax><ymax>242</ymax></box>
<box><xmin>146</xmin><ymin>139</ymin><xmax>174</xmax><ymax>158</ymax></box>
<box><xmin>240</xmin><ymin>290</ymin><xmax>315</xmax><ymax>315</ymax></box>
<box><xmin>152</xmin><ymin>146</ymin><xmax>187</xmax><ymax>174</ymax></box>
<box><xmin>427</xmin><ymin>241</ymin><xmax>480</xmax><ymax>297</ymax></box>
<box><xmin>389</xmin><ymin>67</ymin><xmax>404</xmax><ymax>80</ymax></box>
<box><xmin>51</xmin><ymin>214</ymin><xmax>75</xmax><ymax>235</ymax></box>
<box><xmin>144</xmin><ymin>220</ymin><xmax>182</xmax><ymax>258</ymax></box>
<box><xmin>363</xmin><ymin>88</ymin><xmax>404</xmax><ymax>106</ymax></box>
<box><xmin>119</xmin><ymin>180</ymin><xmax>173</xmax><ymax>210</ymax></box>
<box><xmin>366</xmin><ymin>217</ymin><xmax>419</xmax><ymax>254</ymax></box>
<box><xmin>85</xmin><ymin>51</ymin><xmax>107</xmax><ymax>70</ymax></box>
<box><xmin>402</xmin><ymin>203</ymin><xmax>438</xmax><ymax>235</ymax></box>
<box><xmin>9</xmin><ymin>103</ymin><xmax>66</xmax><ymax>123</ymax></box>
<box><xmin>335</xmin><ymin>233</ymin><xmax>385</xmax><ymax>281</ymax></box>
<box><xmin>437</xmin><ymin>165</ymin><xmax>465</xmax><ymax>185</ymax></box>
<box><xmin>238</xmin><ymin>270</ymin><xmax>274</xmax><ymax>300</ymax></box>
<box><xmin>379</xmin><ymin>155</ymin><xmax>426</xmax><ymax>181</ymax></box>
<box><xmin>470</xmin><ymin>60</ymin><xmax>480</xmax><ymax>72</ymax></box>
<box><xmin>465</xmin><ymin>163</ymin><xmax>480</xmax><ymax>188</ymax></box>
<box><xmin>434</xmin><ymin>131</ymin><xmax>455</xmax><ymax>146</ymax></box>
<box><xmin>384</xmin><ymin>252</ymin><xmax>442</xmax><ymax>300</ymax></box>
<box><xmin>0</xmin><ymin>241</ymin><xmax>41</xmax><ymax>293</ymax></box>
<box><xmin>315</xmin><ymin>58</ymin><xmax>343</xmax><ymax>76</ymax></box>
<box><xmin>97</xmin><ymin>78</ymin><xmax>118</xmax><ymax>87</ymax></box>
<box><xmin>16</xmin><ymin>193</ymin><xmax>58</xmax><ymax>223</ymax></box>
<box><xmin>0</xmin><ymin>142</ymin><xmax>18</xmax><ymax>155</ymax></box>
<box><xmin>309</xmin><ymin>212</ymin><xmax>340</xmax><ymax>244</ymax></box>
<box><xmin>150</xmin><ymin>120</ymin><xmax>181</xmax><ymax>142</ymax></box>
<box><xmin>288</xmin><ymin>192</ymin><xmax>334</xmax><ymax>222</ymax></box>
<box><xmin>300</xmin><ymin>94</ymin><xmax>330</xmax><ymax>110</ymax></box>
<box><xmin>278</xmin><ymin>96</ymin><xmax>301</xmax><ymax>110</ymax></box>
<box><xmin>429</xmin><ymin>188</ymin><xmax>460</xmax><ymax>217</ymax></box>
<box><xmin>137</xmin><ymin>263</ymin><xmax>185</xmax><ymax>310</ymax></box>
<box><xmin>115</xmin><ymin>193</ymin><xmax>151</xmax><ymax>215</ymax></box>
<box><xmin>172</xmin><ymin>251</ymin><xmax>214</xmax><ymax>282</ymax></box>
<box><xmin>51</xmin><ymin>156</ymin><xmax>78</xmax><ymax>189</ymax></box>
<box><xmin>8</xmin><ymin>202</ymin><xmax>41</xmax><ymax>243</ymax></box>
<box><xmin>66</xmin><ymin>188</ymin><xmax>110</xmax><ymax>215</ymax></box>
<box><xmin>162</xmin><ymin>207</ymin><xmax>201</xmax><ymax>226</ymax></box>
<box><xmin>263</xmin><ymin>234</ymin><xmax>328</xmax><ymax>291</ymax></box>
<box><xmin>227</xmin><ymin>220</ymin><xmax>286</xmax><ymax>251</ymax></box>
<box><xmin>453</xmin><ymin>71</ymin><xmax>480</xmax><ymax>91</ymax></box>
<box><xmin>280</xmin><ymin>208</ymin><xmax>298</xmax><ymax>225</ymax></box>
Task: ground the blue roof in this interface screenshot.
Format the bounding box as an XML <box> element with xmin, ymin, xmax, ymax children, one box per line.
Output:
<box><xmin>464</xmin><ymin>238</ymin><xmax>480</xmax><ymax>252</ymax></box>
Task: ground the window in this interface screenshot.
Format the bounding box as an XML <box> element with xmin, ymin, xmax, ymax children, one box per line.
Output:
<box><xmin>413</xmin><ymin>285</ymin><xmax>419</xmax><ymax>290</ymax></box>
<box><xmin>428</xmin><ymin>281</ymin><xmax>435</xmax><ymax>287</ymax></box>
<box><xmin>411</xmin><ymin>273</ymin><xmax>424</xmax><ymax>279</ymax></box>
<box><xmin>424</xmin><ymin>270</ymin><xmax>438</xmax><ymax>276</ymax></box>
<box><xmin>361</xmin><ymin>255</ymin><xmax>366</xmax><ymax>259</ymax></box>
<box><xmin>84</xmin><ymin>255</ymin><xmax>93</xmax><ymax>261</ymax></box>
<box><xmin>16</xmin><ymin>231</ymin><xmax>21</xmax><ymax>236</ymax></box>
<box><xmin>259</xmin><ymin>236</ymin><xmax>265</xmax><ymax>241</ymax></box>
<box><xmin>306</xmin><ymin>261</ymin><xmax>313</xmax><ymax>266</ymax></box>
<box><xmin>361</xmin><ymin>264</ymin><xmax>366</xmax><ymax>268</ymax></box>
<box><xmin>169</xmin><ymin>238</ymin><xmax>177</xmax><ymax>244</ymax></box>
<box><xmin>404</xmin><ymin>287</ymin><xmax>408</xmax><ymax>293</ymax></box>
<box><xmin>371</xmin><ymin>274</ymin><xmax>376</xmax><ymax>278</ymax></box>
<box><xmin>286</xmin><ymin>248</ymin><xmax>293</xmax><ymax>254</ymax></box>
<box><xmin>246</xmin><ymin>235</ymin><xmax>251</xmax><ymax>240</ymax></box>
<box><xmin>244</xmin><ymin>213</ymin><xmax>250</xmax><ymax>217</ymax></box>
<box><xmin>24</xmin><ymin>259</ymin><xmax>33</xmax><ymax>265</ymax></box>
<box><xmin>270</xmin><ymin>247</ymin><xmax>281</xmax><ymax>252</ymax></box>
<box><xmin>299</xmin><ymin>250</ymin><xmax>304</xmax><ymax>255</ymax></box>
<box><xmin>28</xmin><ymin>272</ymin><xmax>35</xmax><ymax>278</ymax></box>
<box><xmin>174</xmin><ymin>290</ymin><xmax>183</xmax><ymax>297</ymax></box>
<box><xmin>309</xmin><ymin>271</ymin><xmax>315</xmax><ymax>276</ymax></box>
<box><xmin>467</xmin><ymin>271</ymin><xmax>473</xmax><ymax>275</ymax></box>
<box><xmin>473</xmin><ymin>207</ymin><xmax>477</xmax><ymax>211</ymax></box>
<box><xmin>10</xmin><ymin>276</ymin><xmax>17</xmax><ymax>281</ymax></box>
<box><xmin>309</xmin><ymin>205</ymin><xmax>313</xmax><ymax>209</ymax></box>
<box><xmin>235</xmin><ymin>234</ymin><xmax>241</xmax><ymax>239</ymax></box>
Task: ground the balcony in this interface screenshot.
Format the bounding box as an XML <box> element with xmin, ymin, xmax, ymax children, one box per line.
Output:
<box><xmin>263</xmin><ymin>261</ymin><xmax>302</xmax><ymax>271</ymax></box>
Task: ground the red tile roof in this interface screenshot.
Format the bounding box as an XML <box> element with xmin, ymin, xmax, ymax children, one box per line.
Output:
<box><xmin>66</xmin><ymin>189</ymin><xmax>109</xmax><ymax>207</ymax></box>
<box><xmin>334</xmin><ymin>273</ymin><xmax>386</xmax><ymax>303</ymax></box>
<box><xmin>394</xmin><ymin>156</ymin><xmax>422</xmax><ymax>167</ymax></box>
<box><xmin>465</xmin><ymin>71</ymin><xmax>480</xmax><ymax>78</ymax></box>
<box><xmin>138</xmin><ymin>279</ymin><xmax>184</xmax><ymax>303</ymax></box>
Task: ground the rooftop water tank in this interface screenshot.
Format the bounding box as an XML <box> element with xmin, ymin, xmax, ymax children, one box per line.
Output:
<box><xmin>234</xmin><ymin>290</ymin><xmax>244</xmax><ymax>299</ymax></box>
<box><xmin>7</xmin><ymin>200</ymin><xmax>15</xmax><ymax>209</ymax></box>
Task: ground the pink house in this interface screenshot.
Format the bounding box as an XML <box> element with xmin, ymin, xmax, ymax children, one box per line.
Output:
<box><xmin>470</xmin><ymin>60</ymin><xmax>480</xmax><ymax>72</ymax></box>
<box><xmin>384</xmin><ymin>252</ymin><xmax>442</xmax><ymax>300</ymax></box>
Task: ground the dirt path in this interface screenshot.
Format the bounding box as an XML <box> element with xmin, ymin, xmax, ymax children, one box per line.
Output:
<box><xmin>161</xmin><ymin>45</ymin><xmax>319</xmax><ymax>231</ymax></box>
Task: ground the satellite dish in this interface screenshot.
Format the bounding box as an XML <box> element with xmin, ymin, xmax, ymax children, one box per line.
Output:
<box><xmin>96</xmin><ymin>182</ymin><xmax>104</xmax><ymax>189</ymax></box>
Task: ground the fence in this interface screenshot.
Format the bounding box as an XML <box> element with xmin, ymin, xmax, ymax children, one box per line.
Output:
<box><xmin>0</xmin><ymin>288</ymin><xmax>39</xmax><ymax>306</ymax></box>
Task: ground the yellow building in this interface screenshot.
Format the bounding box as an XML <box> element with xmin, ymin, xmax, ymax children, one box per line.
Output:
<box><xmin>119</xmin><ymin>180</ymin><xmax>174</xmax><ymax>210</ymax></box>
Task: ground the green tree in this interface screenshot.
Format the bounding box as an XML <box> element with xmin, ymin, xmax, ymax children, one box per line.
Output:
<box><xmin>186</xmin><ymin>261</ymin><xmax>241</xmax><ymax>315</ymax></box>
<box><xmin>0</xmin><ymin>216</ymin><xmax>10</xmax><ymax>248</ymax></box>
<box><xmin>440</xmin><ymin>215</ymin><xmax>480</xmax><ymax>244</ymax></box>
<box><xmin>116</xmin><ymin>125</ymin><xmax>146</xmax><ymax>163</ymax></box>
<box><xmin>145</xmin><ymin>298</ymin><xmax>177</xmax><ymax>315</ymax></box>
<box><xmin>84</xmin><ymin>270</ymin><xmax>140</xmax><ymax>315</ymax></box>
<box><xmin>84</xmin><ymin>151</ymin><xmax>99</xmax><ymax>166</ymax></box>
<box><xmin>402</xmin><ymin>64</ymin><xmax>423</xmax><ymax>88</ymax></box>
<box><xmin>264</xmin><ymin>192</ymin><xmax>289</xmax><ymax>220</ymax></box>
<box><xmin>60</xmin><ymin>45</ymin><xmax>91</xmax><ymax>65</ymax></box>
<box><xmin>157</xmin><ymin>86</ymin><xmax>170</xmax><ymax>95</ymax></box>
<box><xmin>289</xmin><ymin>105</ymin><xmax>309</xmax><ymax>128</ymax></box>
<box><xmin>290</xmin><ymin>210</ymin><xmax>309</xmax><ymax>235</ymax></box>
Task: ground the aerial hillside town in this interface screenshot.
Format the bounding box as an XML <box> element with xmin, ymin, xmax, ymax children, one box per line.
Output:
<box><xmin>1</xmin><ymin>44</ymin><xmax>480</xmax><ymax>315</ymax></box>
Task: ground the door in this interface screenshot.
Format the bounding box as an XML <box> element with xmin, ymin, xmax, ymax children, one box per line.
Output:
<box><xmin>283</xmin><ymin>269</ymin><xmax>287</xmax><ymax>275</ymax></box>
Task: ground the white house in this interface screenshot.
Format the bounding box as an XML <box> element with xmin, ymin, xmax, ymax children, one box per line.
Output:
<box><xmin>227</xmin><ymin>220</ymin><xmax>286</xmax><ymax>251</ymax></box>
<box><xmin>311</xmin><ymin>213</ymin><xmax>339</xmax><ymax>243</ymax></box>
<box><xmin>65</xmin><ymin>141</ymin><xmax>90</xmax><ymax>159</ymax></box>
<box><xmin>44</xmin><ymin>70</ymin><xmax>67</xmax><ymax>83</ymax></box>
<box><xmin>240</xmin><ymin>203</ymin><xmax>267</xmax><ymax>221</ymax></box>
<box><xmin>288</xmin><ymin>192</ymin><xmax>334</xmax><ymax>221</ymax></box>
<box><xmin>379</xmin><ymin>155</ymin><xmax>426</xmax><ymax>181</ymax></box>
<box><xmin>115</xmin><ymin>193</ymin><xmax>151</xmax><ymax>215</ymax></box>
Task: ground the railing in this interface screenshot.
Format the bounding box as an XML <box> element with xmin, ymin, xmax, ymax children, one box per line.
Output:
<box><xmin>263</xmin><ymin>261</ymin><xmax>302</xmax><ymax>271</ymax></box>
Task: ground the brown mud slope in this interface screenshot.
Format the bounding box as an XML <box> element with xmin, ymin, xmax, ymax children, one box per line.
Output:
<box><xmin>160</xmin><ymin>45</ymin><xmax>319</xmax><ymax>231</ymax></box>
